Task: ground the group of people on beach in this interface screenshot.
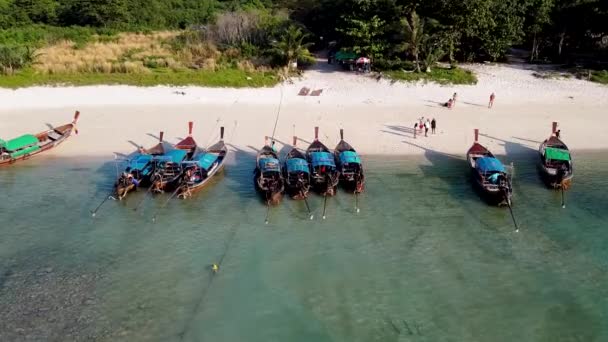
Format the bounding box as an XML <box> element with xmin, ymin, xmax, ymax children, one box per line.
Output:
<box><xmin>444</xmin><ymin>92</ymin><xmax>496</xmax><ymax>109</ymax></box>
<box><xmin>414</xmin><ymin>117</ymin><xmax>436</xmax><ymax>138</ymax></box>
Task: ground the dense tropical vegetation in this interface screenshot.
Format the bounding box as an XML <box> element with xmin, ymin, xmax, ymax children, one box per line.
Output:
<box><xmin>0</xmin><ymin>0</ymin><xmax>606</xmax><ymax>87</ymax></box>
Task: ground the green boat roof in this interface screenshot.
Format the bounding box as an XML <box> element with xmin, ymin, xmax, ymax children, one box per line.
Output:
<box><xmin>2</xmin><ymin>134</ymin><xmax>39</xmax><ymax>151</ymax></box>
<box><xmin>545</xmin><ymin>147</ymin><xmax>570</xmax><ymax>161</ymax></box>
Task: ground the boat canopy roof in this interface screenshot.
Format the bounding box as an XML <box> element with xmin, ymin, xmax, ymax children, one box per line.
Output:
<box><xmin>0</xmin><ymin>134</ymin><xmax>38</xmax><ymax>151</ymax></box>
<box><xmin>259</xmin><ymin>158</ymin><xmax>280</xmax><ymax>172</ymax></box>
<box><xmin>476</xmin><ymin>157</ymin><xmax>505</xmax><ymax>173</ymax></box>
<box><xmin>129</xmin><ymin>154</ymin><xmax>153</xmax><ymax>171</ymax></box>
<box><xmin>286</xmin><ymin>158</ymin><xmax>310</xmax><ymax>173</ymax></box>
<box><xmin>154</xmin><ymin>149</ymin><xmax>187</xmax><ymax>163</ymax></box>
<box><xmin>187</xmin><ymin>153</ymin><xmax>218</xmax><ymax>170</ymax></box>
<box><xmin>311</xmin><ymin>152</ymin><xmax>335</xmax><ymax>167</ymax></box>
<box><xmin>545</xmin><ymin>147</ymin><xmax>570</xmax><ymax>161</ymax></box>
<box><xmin>339</xmin><ymin>151</ymin><xmax>361</xmax><ymax>164</ymax></box>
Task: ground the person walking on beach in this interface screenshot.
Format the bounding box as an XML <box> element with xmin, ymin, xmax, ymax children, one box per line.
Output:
<box><xmin>431</xmin><ymin>118</ymin><xmax>436</xmax><ymax>134</ymax></box>
<box><xmin>424</xmin><ymin>119</ymin><xmax>430</xmax><ymax>137</ymax></box>
<box><xmin>489</xmin><ymin>92</ymin><xmax>495</xmax><ymax>108</ymax></box>
<box><xmin>413</xmin><ymin>121</ymin><xmax>418</xmax><ymax>139</ymax></box>
<box><xmin>452</xmin><ymin>92</ymin><xmax>457</xmax><ymax>107</ymax></box>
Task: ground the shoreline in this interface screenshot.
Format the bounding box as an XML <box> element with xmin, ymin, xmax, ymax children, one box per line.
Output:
<box><xmin>1</xmin><ymin>64</ymin><xmax>607</xmax><ymax>159</ymax></box>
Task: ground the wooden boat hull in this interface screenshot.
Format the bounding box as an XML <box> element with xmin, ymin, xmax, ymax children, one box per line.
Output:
<box><xmin>254</xmin><ymin>145</ymin><xmax>284</xmax><ymax>205</ymax></box>
<box><xmin>538</xmin><ymin>165</ymin><xmax>573</xmax><ymax>189</ymax></box>
<box><xmin>339</xmin><ymin>174</ymin><xmax>365</xmax><ymax>193</ymax></box>
<box><xmin>254</xmin><ymin>173</ymin><xmax>284</xmax><ymax>205</ymax></box>
<box><xmin>467</xmin><ymin>141</ymin><xmax>512</xmax><ymax>207</ymax></box>
<box><xmin>334</xmin><ymin>137</ymin><xmax>365</xmax><ymax>194</ymax></box>
<box><xmin>285</xmin><ymin>183</ymin><xmax>310</xmax><ymax>200</ymax></box>
<box><xmin>538</xmin><ymin>136</ymin><xmax>573</xmax><ymax>190</ymax></box>
<box><xmin>0</xmin><ymin>113</ymin><xmax>79</xmax><ymax>167</ymax></box>
<box><xmin>179</xmin><ymin>162</ymin><xmax>226</xmax><ymax>198</ymax></box>
<box><xmin>470</xmin><ymin>172</ymin><xmax>512</xmax><ymax>206</ymax></box>
<box><xmin>306</xmin><ymin>139</ymin><xmax>339</xmax><ymax>196</ymax></box>
<box><xmin>115</xmin><ymin>183</ymin><xmax>136</xmax><ymax>200</ymax></box>
<box><xmin>284</xmin><ymin>148</ymin><xmax>311</xmax><ymax>200</ymax></box>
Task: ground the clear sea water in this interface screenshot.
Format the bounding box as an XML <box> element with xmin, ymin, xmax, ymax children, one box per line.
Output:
<box><xmin>1</xmin><ymin>149</ymin><xmax>607</xmax><ymax>342</ymax></box>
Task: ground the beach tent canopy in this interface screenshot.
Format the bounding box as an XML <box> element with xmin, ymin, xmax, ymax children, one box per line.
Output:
<box><xmin>476</xmin><ymin>157</ymin><xmax>505</xmax><ymax>173</ymax></box>
<box><xmin>311</xmin><ymin>152</ymin><xmax>336</xmax><ymax>167</ymax></box>
<box><xmin>194</xmin><ymin>153</ymin><xmax>219</xmax><ymax>170</ymax></box>
<box><xmin>2</xmin><ymin>134</ymin><xmax>39</xmax><ymax>151</ymax></box>
<box><xmin>334</xmin><ymin>51</ymin><xmax>357</xmax><ymax>61</ymax></box>
<box><xmin>545</xmin><ymin>147</ymin><xmax>570</xmax><ymax>161</ymax></box>
<box><xmin>286</xmin><ymin>158</ymin><xmax>310</xmax><ymax>173</ymax></box>
<box><xmin>259</xmin><ymin>158</ymin><xmax>280</xmax><ymax>172</ymax></box>
<box><xmin>339</xmin><ymin>151</ymin><xmax>361</xmax><ymax>164</ymax></box>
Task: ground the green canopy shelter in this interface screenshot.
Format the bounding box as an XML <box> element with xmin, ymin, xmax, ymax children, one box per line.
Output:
<box><xmin>334</xmin><ymin>51</ymin><xmax>357</xmax><ymax>61</ymax></box>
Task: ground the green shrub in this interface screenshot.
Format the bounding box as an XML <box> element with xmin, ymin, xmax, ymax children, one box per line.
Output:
<box><xmin>590</xmin><ymin>70</ymin><xmax>608</xmax><ymax>85</ymax></box>
<box><xmin>0</xmin><ymin>45</ymin><xmax>38</xmax><ymax>74</ymax></box>
<box><xmin>385</xmin><ymin>67</ymin><xmax>477</xmax><ymax>85</ymax></box>
<box><xmin>0</xmin><ymin>25</ymin><xmax>118</xmax><ymax>47</ymax></box>
<box><xmin>373</xmin><ymin>58</ymin><xmax>414</xmax><ymax>71</ymax></box>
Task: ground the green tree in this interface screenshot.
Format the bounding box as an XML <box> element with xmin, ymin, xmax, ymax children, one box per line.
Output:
<box><xmin>337</xmin><ymin>14</ymin><xmax>387</xmax><ymax>60</ymax></box>
<box><xmin>270</xmin><ymin>25</ymin><xmax>312</xmax><ymax>69</ymax></box>
<box><xmin>59</xmin><ymin>0</ymin><xmax>130</xmax><ymax>27</ymax></box>
<box><xmin>402</xmin><ymin>10</ymin><xmax>424</xmax><ymax>72</ymax></box>
<box><xmin>11</xmin><ymin>0</ymin><xmax>59</xmax><ymax>24</ymax></box>
<box><xmin>527</xmin><ymin>0</ymin><xmax>554</xmax><ymax>61</ymax></box>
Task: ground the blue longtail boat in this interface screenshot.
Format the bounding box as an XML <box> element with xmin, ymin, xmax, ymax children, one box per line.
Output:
<box><xmin>254</xmin><ymin>136</ymin><xmax>284</xmax><ymax>205</ymax></box>
<box><xmin>177</xmin><ymin>127</ymin><xmax>227</xmax><ymax>199</ymax></box>
<box><xmin>306</xmin><ymin>127</ymin><xmax>339</xmax><ymax>196</ymax></box>
<box><xmin>334</xmin><ymin>129</ymin><xmax>364</xmax><ymax>193</ymax></box>
<box><xmin>283</xmin><ymin>136</ymin><xmax>311</xmax><ymax>200</ymax></box>
<box><xmin>466</xmin><ymin>129</ymin><xmax>513</xmax><ymax>206</ymax></box>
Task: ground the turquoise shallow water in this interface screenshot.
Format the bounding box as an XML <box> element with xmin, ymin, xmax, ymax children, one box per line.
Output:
<box><xmin>1</xmin><ymin>150</ymin><xmax>607</xmax><ymax>341</ymax></box>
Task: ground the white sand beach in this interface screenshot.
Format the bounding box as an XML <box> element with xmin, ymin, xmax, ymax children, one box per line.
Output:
<box><xmin>1</xmin><ymin>63</ymin><xmax>607</xmax><ymax>159</ymax></box>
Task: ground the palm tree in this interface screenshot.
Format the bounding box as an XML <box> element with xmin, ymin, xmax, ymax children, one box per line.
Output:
<box><xmin>271</xmin><ymin>25</ymin><xmax>313</xmax><ymax>71</ymax></box>
<box><xmin>402</xmin><ymin>10</ymin><xmax>425</xmax><ymax>72</ymax></box>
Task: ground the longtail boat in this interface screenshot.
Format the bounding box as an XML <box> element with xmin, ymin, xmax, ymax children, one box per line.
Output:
<box><xmin>151</xmin><ymin>122</ymin><xmax>198</xmax><ymax>193</ymax></box>
<box><xmin>114</xmin><ymin>131</ymin><xmax>167</xmax><ymax>200</ymax></box>
<box><xmin>334</xmin><ymin>129</ymin><xmax>364</xmax><ymax>193</ymax></box>
<box><xmin>466</xmin><ymin>129</ymin><xmax>513</xmax><ymax>206</ymax></box>
<box><xmin>539</xmin><ymin>122</ymin><xmax>573</xmax><ymax>189</ymax></box>
<box><xmin>283</xmin><ymin>136</ymin><xmax>311</xmax><ymax>200</ymax></box>
<box><xmin>306</xmin><ymin>127</ymin><xmax>339</xmax><ymax>196</ymax></box>
<box><xmin>177</xmin><ymin>127</ymin><xmax>228</xmax><ymax>199</ymax></box>
<box><xmin>0</xmin><ymin>111</ymin><xmax>80</xmax><ymax>166</ymax></box>
<box><xmin>254</xmin><ymin>137</ymin><xmax>284</xmax><ymax>205</ymax></box>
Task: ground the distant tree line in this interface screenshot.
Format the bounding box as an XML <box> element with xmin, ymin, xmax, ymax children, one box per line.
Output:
<box><xmin>0</xmin><ymin>0</ymin><xmax>607</xmax><ymax>69</ymax></box>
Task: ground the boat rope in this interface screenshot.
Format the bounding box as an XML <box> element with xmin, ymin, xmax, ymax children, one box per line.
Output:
<box><xmin>270</xmin><ymin>85</ymin><xmax>284</xmax><ymax>142</ymax></box>
<box><xmin>203</xmin><ymin>117</ymin><xmax>221</xmax><ymax>149</ymax></box>
<box><xmin>177</xmin><ymin>222</ymin><xmax>240</xmax><ymax>341</ymax></box>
